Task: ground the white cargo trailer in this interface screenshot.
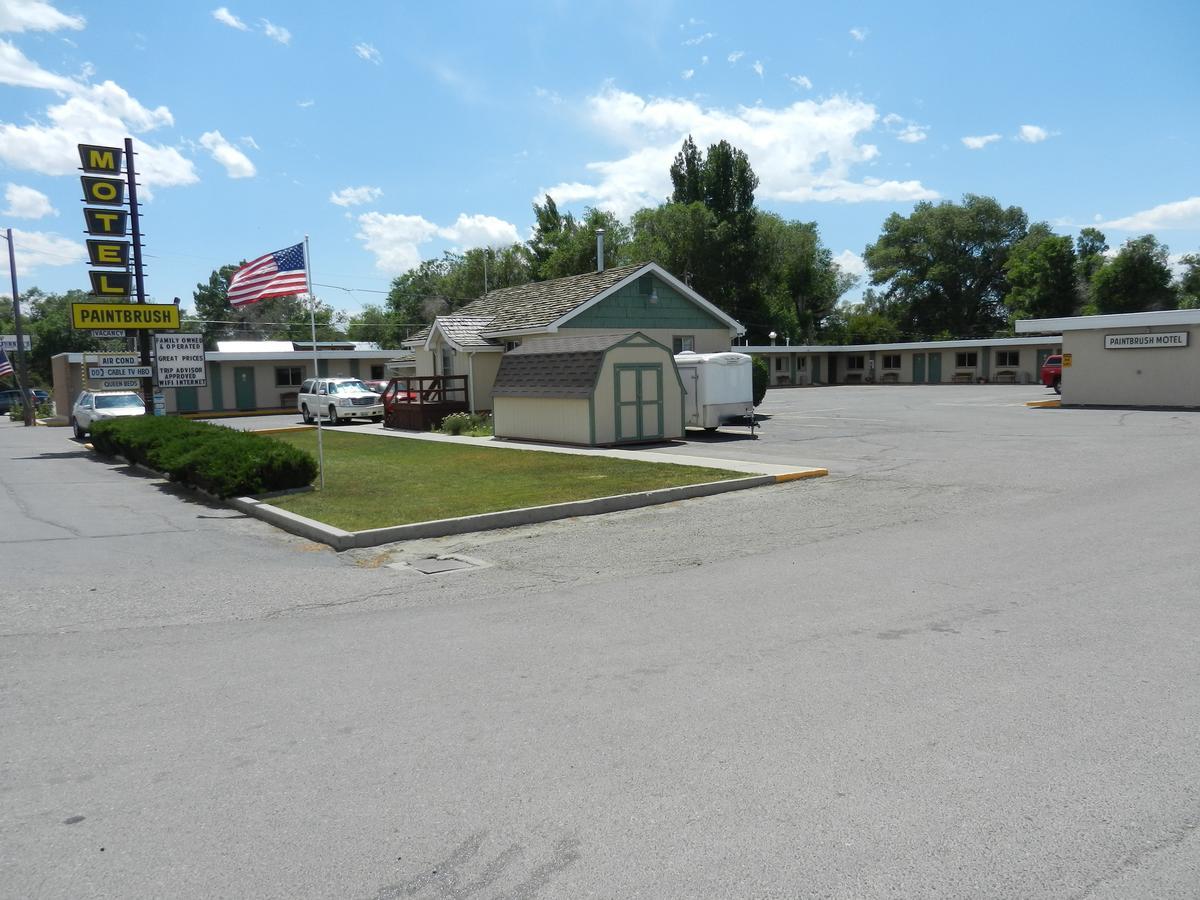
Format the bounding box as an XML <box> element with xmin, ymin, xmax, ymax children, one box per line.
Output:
<box><xmin>675</xmin><ymin>351</ymin><xmax>755</xmax><ymax>431</ymax></box>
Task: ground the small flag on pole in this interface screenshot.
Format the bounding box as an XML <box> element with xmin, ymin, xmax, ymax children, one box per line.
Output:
<box><xmin>0</xmin><ymin>349</ymin><xmax>13</xmax><ymax>378</ymax></box>
<box><xmin>227</xmin><ymin>242</ymin><xmax>308</xmax><ymax>308</ymax></box>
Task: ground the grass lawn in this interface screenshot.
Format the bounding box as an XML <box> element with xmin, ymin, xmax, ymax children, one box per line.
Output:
<box><xmin>267</xmin><ymin>431</ymin><xmax>745</xmax><ymax>532</ymax></box>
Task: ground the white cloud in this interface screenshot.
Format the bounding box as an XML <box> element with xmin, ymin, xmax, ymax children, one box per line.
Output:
<box><xmin>355</xmin><ymin>211</ymin><xmax>521</xmax><ymax>273</ymax></box>
<box><xmin>5</xmin><ymin>228</ymin><xmax>84</xmax><ymax>275</ymax></box>
<box><xmin>440</xmin><ymin>213</ymin><xmax>520</xmax><ymax>250</ymax></box>
<box><xmin>850</xmin><ymin>26</ymin><xmax>868</xmax><ymax>41</ymax></box>
<box><xmin>682</xmin><ymin>31</ymin><xmax>713</xmax><ymax>46</ymax></box>
<box><xmin>297</xmin><ymin>98</ymin><xmax>314</xmax><ymax>108</ymax></box>
<box><xmin>701</xmin><ymin>55</ymin><xmax>708</xmax><ymax>65</ymax></box>
<box><xmin>355</xmin><ymin>212</ymin><xmax>443</xmax><ymax>273</ymax></box>
<box><xmin>330</xmin><ymin>185</ymin><xmax>382</xmax><ymax>207</ymax></box>
<box><xmin>0</xmin><ymin>0</ymin><xmax>84</xmax><ymax>33</ymax></box>
<box><xmin>727</xmin><ymin>50</ymin><xmax>744</xmax><ymax>63</ymax></box>
<box><xmin>199</xmin><ymin>130</ymin><xmax>255</xmax><ymax>178</ymax></box>
<box><xmin>681</xmin><ymin>68</ymin><xmax>694</xmax><ymax>80</ymax></box>
<box><xmin>884</xmin><ymin>114</ymin><xmax>928</xmax><ymax>143</ymax></box>
<box><xmin>1100</xmin><ymin>196</ymin><xmax>1200</xmax><ymax>231</ymax></box>
<box><xmin>752</xmin><ymin>60</ymin><xmax>764</xmax><ymax>78</ymax></box>
<box><xmin>538</xmin><ymin>86</ymin><xmax>937</xmax><ymax>218</ymax></box>
<box><xmin>261</xmin><ymin>19</ymin><xmax>290</xmax><ymax>44</ymax></box>
<box><xmin>354</xmin><ymin>42</ymin><xmax>381</xmax><ymax>64</ymax></box>
<box><xmin>3</xmin><ymin>183</ymin><xmax>55</xmax><ymax>218</ymax></box>
<box><xmin>961</xmin><ymin>133</ymin><xmax>1001</xmax><ymax>150</ymax></box>
<box><xmin>240</xmin><ymin>135</ymin><xmax>259</xmax><ymax>150</ymax></box>
<box><xmin>788</xmin><ymin>74</ymin><xmax>812</xmax><ymax>90</ymax></box>
<box><xmin>1017</xmin><ymin>124</ymin><xmax>1051</xmax><ymax>143</ymax></box>
<box><xmin>835</xmin><ymin>249</ymin><xmax>867</xmax><ymax>278</ymax></box>
<box><xmin>211</xmin><ymin>7</ymin><xmax>247</xmax><ymax>30</ymax></box>
<box><xmin>0</xmin><ymin>38</ymin><xmax>78</xmax><ymax>90</ymax></box>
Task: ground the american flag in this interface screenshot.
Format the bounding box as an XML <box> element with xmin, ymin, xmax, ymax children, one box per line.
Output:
<box><xmin>227</xmin><ymin>242</ymin><xmax>308</xmax><ymax>308</ymax></box>
<box><xmin>0</xmin><ymin>349</ymin><xmax>13</xmax><ymax>378</ymax></box>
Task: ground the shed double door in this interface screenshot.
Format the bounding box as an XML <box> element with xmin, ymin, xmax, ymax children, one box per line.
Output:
<box><xmin>615</xmin><ymin>364</ymin><xmax>663</xmax><ymax>442</ymax></box>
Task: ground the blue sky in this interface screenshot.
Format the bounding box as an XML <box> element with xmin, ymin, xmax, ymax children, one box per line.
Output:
<box><xmin>1</xmin><ymin>0</ymin><xmax>1197</xmax><ymax>316</ymax></box>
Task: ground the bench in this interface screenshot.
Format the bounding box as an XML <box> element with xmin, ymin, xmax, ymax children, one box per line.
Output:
<box><xmin>952</xmin><ymin>373</ymin><xmax>974</xmax><ymax>384</ymax></box>
<box><xmin>880</xmin><ymin>372</ymin><xmax>899</xmax><ymax>384</ymax></box>
<box><xmin>993</xmin><ymin>371</ymin><xmax>1017</xmax><ymax>384</ymax></box>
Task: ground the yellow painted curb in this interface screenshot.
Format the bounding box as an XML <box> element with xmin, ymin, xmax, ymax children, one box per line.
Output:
<box><xmin>775</xmin><ymin>469</ymin><xmax>828</xmax><ymax>483</ymax></box>
<box><xmin>183</xmin><ymin>408</ymin><xmax>294</xmax><ymax>419</ymax></box>
<box><xmin>1026</xmin><ymin>399</ymin><xmax>1061</xmax><ymax>408</ymax></box>
<box><xmin>252</xmin><ymin>425</ymin><xmax>316</xmax><ymax>435</ymax></box>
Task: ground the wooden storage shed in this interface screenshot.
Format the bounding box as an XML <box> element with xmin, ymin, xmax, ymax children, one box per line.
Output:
<box><xmin>491</xmin><ymin>332</ymin><xmax>684</xmax><ymax>446</ymax></box>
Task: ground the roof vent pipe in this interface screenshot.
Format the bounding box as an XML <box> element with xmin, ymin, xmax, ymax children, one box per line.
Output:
<box><xmin>595</xmin><ymin>228</ymin><xmax>605</xmax><ymax>273</ymax></box>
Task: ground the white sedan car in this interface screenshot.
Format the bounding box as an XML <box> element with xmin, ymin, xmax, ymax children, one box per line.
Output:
<box><xmin>71</xmin><ymin>390</ymin><xmax>146</xmax><ymax>439</ymax></box>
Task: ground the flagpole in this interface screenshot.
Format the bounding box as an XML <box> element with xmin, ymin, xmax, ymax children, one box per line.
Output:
<box><xmin>304</xmin><ymin>234</ymin><xmax>325</xmax><ymax>490</ymax></box>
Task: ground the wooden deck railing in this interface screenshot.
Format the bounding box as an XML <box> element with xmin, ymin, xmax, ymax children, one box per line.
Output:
<box><xmin>381</xmin><ymin>375</ymin><xmax>469</xmax><ymax>431</ymax></box>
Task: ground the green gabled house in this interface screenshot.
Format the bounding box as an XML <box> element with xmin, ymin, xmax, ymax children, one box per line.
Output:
<box><xmin>403</xmin><ymin>261</ymin><xmax>745</xmax><ymax>413</ymax></box>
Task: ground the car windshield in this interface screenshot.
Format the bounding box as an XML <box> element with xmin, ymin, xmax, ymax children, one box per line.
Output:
<box><xmin>330</xmin><ymin>380</ymin><xmax>369</xmax><ymax>394</ymax></box>
<box><xmin>95</xmin><ymin>394</ymin><xmax>143</xmax><ymax>409</ymax></box>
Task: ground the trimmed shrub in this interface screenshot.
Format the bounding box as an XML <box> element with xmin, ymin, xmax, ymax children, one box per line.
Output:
<box><xmin>439</xmin><ymin>412</ymin><xmax>492</xmax><ymax>436</ymax></box>
<box><xmin>752</xmin><ymin>356</ymin><xmax>769</xmax><ymax>407</ymax></box>
<box><xmin>90</xmin><ymin>417</ymin><xmax>318</xmax><ymax>498</ymax></box>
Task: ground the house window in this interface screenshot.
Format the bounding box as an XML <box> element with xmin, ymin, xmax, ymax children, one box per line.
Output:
<box><xmin>996</xmin><ymin>350</ymin><xmax>1020</xmax><ymax>367</ymax></box>
<box><xmin>775</xmin><ymin>357</ymin><xmax>785</xmax><ymax>372</ymax></box>
<box><xmin>370</xmin><ymin>364</ymin><xmax>385</xmax><ymax>380</ymax></box>
<box><xmin>881</xmin><ymin>354</ymin><xmax>901</xmax><ymax>369</ymax></box>
<box><xmin>672</xmin><ymin>335</ymin><xmax>694</xmax><ymax>353</ymax></box>
<box><xmin>847</xmin><ymin>355</ymin><xmax>865</xmax><ymax>370</ymax></box>
<box><xmin>638</xmin><ymin>275</ymin><xmax>654</xmax><ymax>295</ymax></box>
<box><xmin>440</xmin><ymin>347</ymin><xmax>454</xmax><ymax>376</ymax></box>
<box><xmin>956</xmin><ymin>352</ymin><xmax>978</xmax><ymax>368</ymax></box>
<box><xmin>275</xmin><ymin>366</ymin><xmax>303</xmax><ymax>387</ymax></box>
<box><xmin>505</xmin><ymin>340</ymin><xmax>521</xmax><ymax>352</ymax></box>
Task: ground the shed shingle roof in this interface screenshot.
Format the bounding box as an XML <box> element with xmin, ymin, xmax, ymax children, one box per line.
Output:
<box><xmin>491</xmin><ymin>333</ymin><xmax>641</xmax><ymax>399</ymax></box>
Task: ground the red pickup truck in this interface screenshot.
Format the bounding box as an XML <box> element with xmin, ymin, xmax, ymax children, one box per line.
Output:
<box><xmin>1040</xmin><ymin>355</ymin><xmax>1062</xmax><ymax>394</ymax></box>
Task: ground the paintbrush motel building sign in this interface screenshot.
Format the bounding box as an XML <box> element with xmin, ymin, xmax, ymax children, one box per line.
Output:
<box><xmin>1104</xmin><ymin>333</ymin><xmax>1188</xmax><ymax>349</ymax></box>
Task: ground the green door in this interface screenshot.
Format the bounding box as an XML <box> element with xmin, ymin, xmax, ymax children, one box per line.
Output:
<box><xmin>234</xmin><ymin>366</ymin><xmax>256</xmax><ymax>410</ymax></box>
<box><xmin>615</xmin><ymin>364</ymin><xmax>663</xmax><ymax>442</ymax></box>
<box><xmin>928</xmin><ymin>353</ymin><xmax>942</xmax><ymax>383</ymax></box>
<box><xmin>175</xmin><ymin>387</ymin><xmax>198</xmax><ymax>412</ymax></box>
<box><xmin>913</xmin><ymin>353</ymin><xmax>926</xmax><ymax>384</ymax></box>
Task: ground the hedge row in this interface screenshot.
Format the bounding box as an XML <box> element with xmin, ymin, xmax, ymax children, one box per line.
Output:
<box><xmin>90</xmin><ymin>416</ymin><xmax>318</xmax><ymax>498</ymax></box>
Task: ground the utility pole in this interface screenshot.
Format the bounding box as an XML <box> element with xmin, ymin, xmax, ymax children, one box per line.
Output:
<box><xmin>125</xmin><ymin>138</ymin><xmax>154</xmax><ymax>415</ymax></box>
<box><xmin>5</xmin><ymin>228</ymin><xmax>34</xmax><ymax>426</ymax></box>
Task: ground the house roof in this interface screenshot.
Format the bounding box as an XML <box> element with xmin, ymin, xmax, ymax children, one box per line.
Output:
<box><xmin>1015</xmin><ymin>309</ymin><xmax>1200</xmax><ymax>333</ymax></box>
<box><xmin>429</xmin><ymin>315</ymin><xmax>500</xmax><ymax>350</ymax></box>
<box><xmin>491</xmin><ymin>332</ymin><xmax>638</xmax><ymax>399</ymax></box>
<box><xmin>407</xmin><ymin>262</ymin><xmax>745</xmax><ymax>349</ymax></box>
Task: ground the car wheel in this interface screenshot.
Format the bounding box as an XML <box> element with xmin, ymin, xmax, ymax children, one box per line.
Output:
<box><xmin>301</xmin><ymin>404</ymin><xmax>312</xmax><ymax>424</ymax></box>
<box><xmin>1053</xmin><ymin>379</ymin><xmax>1061</xmax><ymax>395</ymax></box>
<box><xmin>329</xmin><ymin>405</ymin><xmax>339</xmax><ymax>424</ymax></box>
<box><xmin>72</xmin><ymin>417</ymin><xmax>85</xmax><ymax>440</ymax></box>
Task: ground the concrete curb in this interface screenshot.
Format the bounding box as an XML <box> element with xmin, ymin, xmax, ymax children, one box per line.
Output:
<box><xmin>237</xmin><ymin>471</ymin><xmax>817</xmax><ymax>550</ymax></box>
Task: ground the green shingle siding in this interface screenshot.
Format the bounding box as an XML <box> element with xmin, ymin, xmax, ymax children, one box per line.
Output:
<box><xmin>562</xmin><ymin>276</ymin><xmax>726</xmax><ymax>331</ymax></box>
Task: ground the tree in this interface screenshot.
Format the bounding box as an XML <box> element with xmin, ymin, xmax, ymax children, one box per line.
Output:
<box><xmin>1089</xmin><ymin>234</ymin><xmax>1175</xmax><ymax>314</ymax></box>
<box><xmin>536</xmin><ymin>207</ymin><xmax>629</xmax><ymax>280</ymax></box>
<box><xmin>1175</xmin><ymin>252</ymin><xmax>1200</xmax><ymax>308</ymax></box>
<box><xmin>1003</xmin><ymin>224</ymin><xmax>1079</xmax><ymax>322</ymax></box>
<box><xmin>669</xmin><ymin>135</ymin><xmax>704</xmax><ymax>204</ymax></box>
<box><xmin>754</xmin><ymin>213</ymin><xmax>854</xmax><ymax>341</ymax></box>
<box><xmin>863</xmin><ymin>194</ymin><xmax>1029</xmax><ymax>337</ymax></box>
<box><xmin>1075</xmin><ymin>227</ymin><xmax>1109</xmax><ymax>309</ymax></box>
<box><xmin>347</xmin><ymin>304</ymin><xmax>406</xmax><ymax>347</ymax></box>
<box><xmin>627</xmin><ymin>201</ymin><xmax>718</xmax><ymax>289</ymax></box>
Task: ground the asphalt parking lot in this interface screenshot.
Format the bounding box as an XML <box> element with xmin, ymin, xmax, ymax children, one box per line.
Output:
<box><xmin>3</xmin><ymin>384</ymin><xmax>1199</xmax><ymax>898</ymax></box>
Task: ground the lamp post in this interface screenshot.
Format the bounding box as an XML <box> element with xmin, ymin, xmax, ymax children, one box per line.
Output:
<box><xmin>768</xmin><ymin>330</ymin><xmax>777</xmax><ymax>346</ymax></box>
<box><xmin>4</xmin><ymin>228</ymin><xmax>34</xmax><ymax>426</ymax></box>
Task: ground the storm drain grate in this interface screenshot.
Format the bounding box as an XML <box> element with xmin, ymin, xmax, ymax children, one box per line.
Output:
<box><xmin>389</xmin><ymin>555</ymin><xmax>489</xmax><ymax>575</ymax></box>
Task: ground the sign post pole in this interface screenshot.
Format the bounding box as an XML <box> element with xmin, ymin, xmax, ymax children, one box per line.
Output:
<box><xmin>124</xmin><ymin>138</ymin><xmax>153</xmax><ymax>415</ymax></box>
<box><xmin>304</xmin><ymin>233</ymin><xmax>324</xmax><ymax>490</ymax></box>
<box><xmin>5</xmin><ymin>228</ymin><xmax>34</xmax><ymax>425</ymax></box>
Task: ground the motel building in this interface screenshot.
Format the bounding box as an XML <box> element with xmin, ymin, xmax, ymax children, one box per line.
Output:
<box><xmin>1016</xmin><ymin>309</ymin><xmax>1200</xmax><ymax>408</ymax></box>
<box><xmin>740</xmin><ymin>336</ymin><xmax>1063</xmax><ymax>387</ymax></box>
<box><xmin>52</xmin><ymin>341</ymin><xmax>413</xmax><ymax>417</ymax></box>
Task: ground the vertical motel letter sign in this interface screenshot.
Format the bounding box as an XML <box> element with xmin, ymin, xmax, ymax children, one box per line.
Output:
<box><xmin>78</xmin><ymin>143</ymin><xmax>133</xmax><ymax>300</ymax></box>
